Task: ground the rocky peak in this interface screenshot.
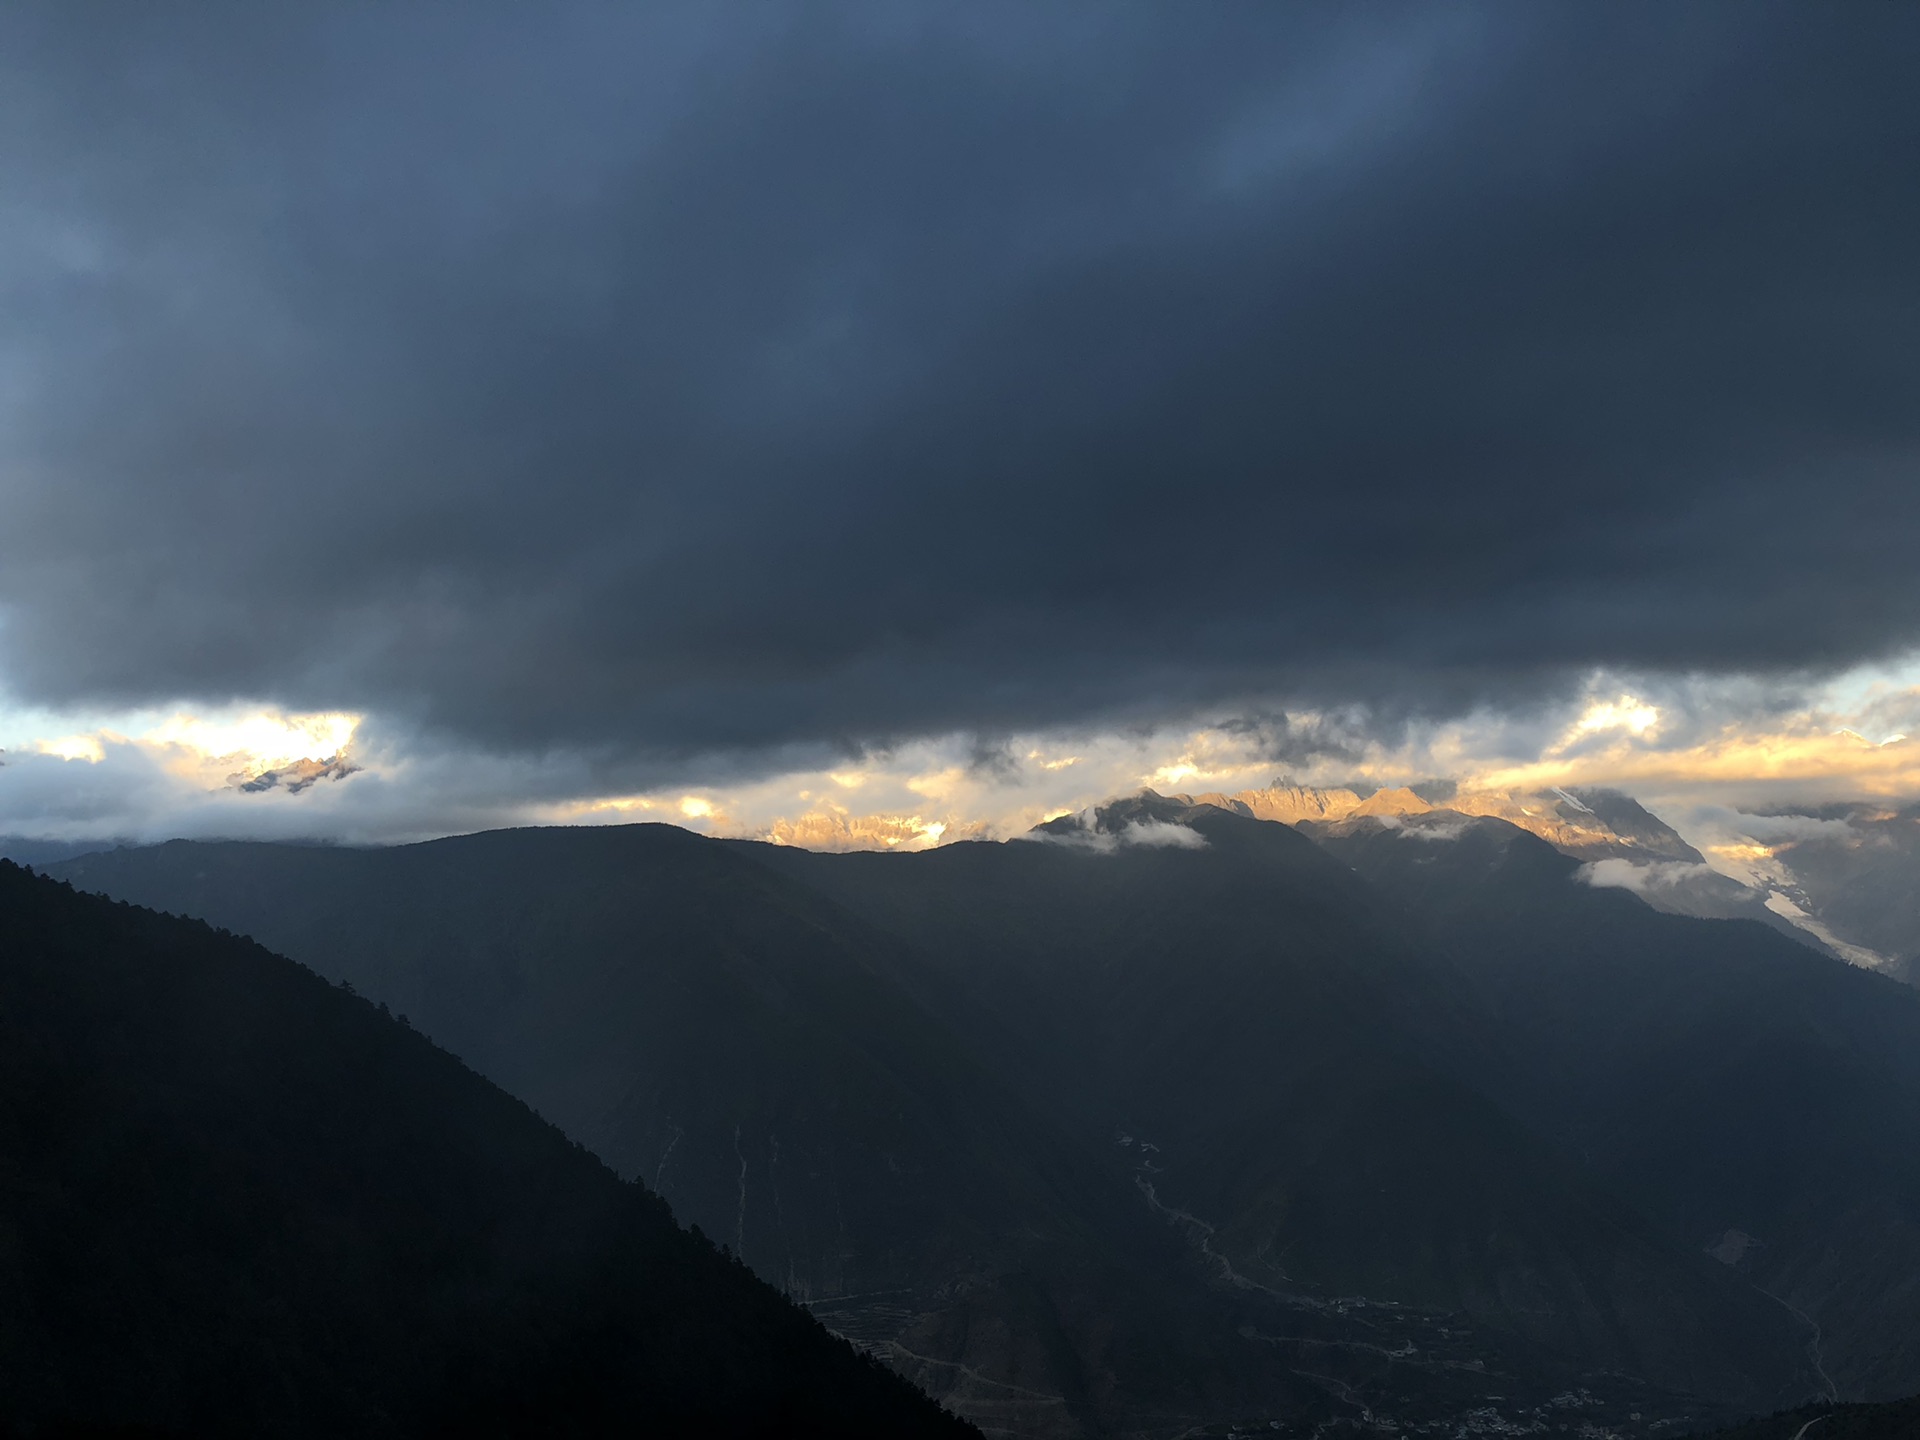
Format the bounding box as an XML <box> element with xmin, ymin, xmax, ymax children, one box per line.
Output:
<box><xmin>1349</xmin><ymin>787</ymin><xmax>1433</xmax><ymax>818</ymax></box>
<box><xmin>1236</xmin><ymin>783</ymin><xmax>1366</xmax><ymax>824</ymax></box>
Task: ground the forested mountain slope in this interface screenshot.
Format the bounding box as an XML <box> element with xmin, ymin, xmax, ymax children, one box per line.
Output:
<box><xmin>0</xmin><ymin>860</ymin><xmax>973</xmax><ymax>1439</ymax></box>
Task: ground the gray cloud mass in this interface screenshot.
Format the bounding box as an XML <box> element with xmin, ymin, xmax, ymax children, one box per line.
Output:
<box><xmin>2</xmin><ymin>3</ymin><xmax>1916</xmax><ymax>788</ymax></box>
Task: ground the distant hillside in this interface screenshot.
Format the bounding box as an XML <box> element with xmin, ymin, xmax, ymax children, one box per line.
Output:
<box><xmin>0</xmin><ymin>860</ymin><xmax>975</xmax><ymax>1439</ymax></box>
<box><xmin>1301</xmin><ymin>811</ymin><xmax>1920</xmax><ymax>1401</ymax></box>
<box><xmin>0</xmin><ymin>835</ymin><xmax>121</xmax><ymax>867</ymax></box>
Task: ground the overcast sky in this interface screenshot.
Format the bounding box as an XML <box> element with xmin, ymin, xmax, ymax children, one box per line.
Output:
<box><xmin>2</xmin><ymin>4</ymin><xmax>1917</xmax><ymax>847</ymax></box>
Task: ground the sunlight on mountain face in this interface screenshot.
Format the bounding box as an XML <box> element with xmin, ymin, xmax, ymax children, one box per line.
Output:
<box><xmin>766</xmin><ymin>811</ymin><xmax>953</xmax><ymax>852</ymax></box>
<box><xmin>1702</xmin><ymin>841</ymin><xmax>1778</xmax><ymax>885</ymax></box>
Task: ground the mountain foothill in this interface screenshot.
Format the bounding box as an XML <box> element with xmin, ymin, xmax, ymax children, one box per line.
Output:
<box><xmin>13</xmin><ymin>780</ymin><xmax>1920</xmax><ymax>1437</ymax></box>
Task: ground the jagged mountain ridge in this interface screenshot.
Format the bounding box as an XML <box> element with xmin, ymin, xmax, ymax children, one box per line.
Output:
<box><xmin>1221</xmin><ymin>780</ymin><xmax>1920</xmax><ymax>975</ymax></box>
<box><xmin>1183</xmin><ymin>781</ymin><xmax>1851</xmax><ymax>962</ymax></box>
<box><xmin>1229</xmin><ymin>780</ymin><xmax>1704</xmax><ymax>862</ymax></box>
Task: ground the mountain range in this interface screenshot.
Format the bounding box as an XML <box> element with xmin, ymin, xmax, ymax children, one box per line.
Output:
<box><xmin>1224</xmin><ymin>782</ymin><xmax>1900</xmax><ymax>968</ymax></box>
<box><xmin>45</xmin><ymin>787</ymin><xmax>1920</xmax><ymax>1437</ymax></box>
<box><xmin>9</xmin><ymin>779</ymin><xmax>1915</xmax><ymax>982</ymax></box>
<box><xmin>0</xmin><ymin>860</ymin><xmax>974</xmax><ymax>1438</ymax></box>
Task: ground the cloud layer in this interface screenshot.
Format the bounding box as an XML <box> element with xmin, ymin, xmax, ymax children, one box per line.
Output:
<box><xmin>6</xmin><ymin>662</ymin><xmax>1917</xmax><ymax>855</ymax></box>
<box><xmin>2</xmin><ymin>6</ymin><xmax>1917</xmax><ymax>830</ymax></box>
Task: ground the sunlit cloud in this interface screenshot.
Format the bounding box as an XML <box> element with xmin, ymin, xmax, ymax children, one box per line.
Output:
<box><xmin>1478</xmin><ymin>720</ymin><xmax>1920</xmax><ymax>802</ymax></box>
<box><xmin>1029</xmin><ymin>750</ymin><xmax>1081</xmax><ymax>771</ymax></box>
<box><xmin>0</xmin><ymin>702</ymin><xmax>369</xmax><ymax>843</ymax></box>
<box><xmin>143</xmin><ymin>710</ymin><xmax>360</xmax><ymax>774</ymax></box>
<box><xmin>7</xmin><ymin>705</ymin><xmax>361</xmax><ymax>785</ymax></box>
<box><xmin>37</xmin><ymin>734</ymin><xmax>108</xmax><ymax>764</ymax></box>
<box><xmin>1556</xmin><ymin>694</ymin><xmax>1662</xmax><ymax>747</ymax></box>
<box><xmin>905</xmin><ymin>767</ymin><xmax>966</xmax><ymax>802</ymax></box>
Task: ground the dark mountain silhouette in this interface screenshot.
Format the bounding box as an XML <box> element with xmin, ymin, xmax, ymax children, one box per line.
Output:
<box><xmin>55</xmin><ymin>815</ymin><xmax>1848</xmax><ymax>1435</ymax></box>
<box><xmin>44</xmin><ymin>826</ymin><xmax>1318</xmax><ymax>1439</ymax></box>
<box><xmin>0</xmin><ymin>859</ymin><xmax>975</xmax><ymax>1439</ymax></box>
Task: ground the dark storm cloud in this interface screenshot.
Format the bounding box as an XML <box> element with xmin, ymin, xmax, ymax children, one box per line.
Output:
<box><xmin>1217</xmin><ymin>713</ymin><xmax>1370</xmax><ymax>772</ymax></box>
<box><xmin>2</xmin><ymin>2</ymin><xmax>1917</xmax><ymax>782</ymax></box>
